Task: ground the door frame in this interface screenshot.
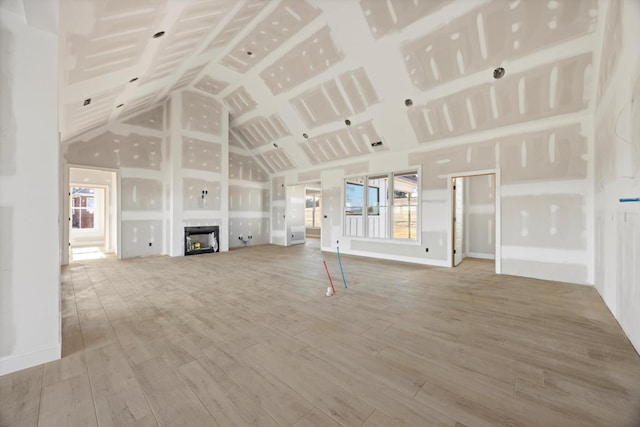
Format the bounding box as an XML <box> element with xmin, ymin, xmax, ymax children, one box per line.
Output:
<box><xmin>62</xmin><ymin>164</ymin><xmax>121</xmax><ymax>265</ymax></box>
<box><xmin>447</xmin><ymin>168</ymin><xmax>501</xmax><ymax>274</ymax></box>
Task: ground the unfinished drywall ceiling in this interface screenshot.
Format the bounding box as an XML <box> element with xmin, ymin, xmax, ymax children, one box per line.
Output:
<box><xmin>59</xmin><ymin>0</ymin><xmax>598</xmax><ymax>171</ymax></box>
<box><xmin>205</xmin><ymin>0</ymin><xmax>597</xmax><ymax>173</ymax></box>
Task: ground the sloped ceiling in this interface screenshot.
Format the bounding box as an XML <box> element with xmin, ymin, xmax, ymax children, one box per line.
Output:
<box><xmin>59</xmin><ymin>0</ymin><xmax>598</xmax><ymax>173</ymax></box>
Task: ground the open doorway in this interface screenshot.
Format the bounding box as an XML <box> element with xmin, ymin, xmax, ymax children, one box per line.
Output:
<box><xmin>450</xmin><ymin>171</ymin><xmax>501</xmax><ymax>273</ymax></box>
<box><xmin>305</xmin><ymin>183</ymin><xmax>321</xmax><ymax>246</ymax></box>
<box><xmin>68</xmin><ymin>167</ymin><xmax>118</xmax><ymax>261</ymax></box>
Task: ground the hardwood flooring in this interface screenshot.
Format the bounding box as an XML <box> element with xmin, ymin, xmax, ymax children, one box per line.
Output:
<box><xmin>1</xmin><ymin>243</ymin><xmax>639</xmax><ymax>426</ymax></box>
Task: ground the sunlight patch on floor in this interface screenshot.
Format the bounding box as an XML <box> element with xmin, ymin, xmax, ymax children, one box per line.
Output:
<box><xmin>71</xmin><ymin>246</ymin><xmax>106</xmax><ymax>261</ymax></box>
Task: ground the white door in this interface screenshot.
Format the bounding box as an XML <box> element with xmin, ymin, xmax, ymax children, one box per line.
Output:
<box><xmin>453</xmin><ymin>178</ymin><xmax>464</xmax><ymax>266</ymax></box>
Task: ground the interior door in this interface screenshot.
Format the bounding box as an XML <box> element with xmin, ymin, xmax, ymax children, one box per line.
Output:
<box><xmin>453</xmin><ymin>177</ymin><xmax>464</xmax><ymax>266</ymax></box>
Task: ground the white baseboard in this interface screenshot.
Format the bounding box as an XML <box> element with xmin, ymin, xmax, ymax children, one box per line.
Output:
<box><xmin>325</xmin><ymin>247</ymin><xmax>450</xmax><ymax>268</ymax></box>
<box><xmin>0</xmin><ymin>344</ymin><xmax>61</xmax><ymax>376</ymax></box>
<box><xmin>465</xmin><ymin>252</ymin><xmax>496</xmax><ymax>260</ymax></box>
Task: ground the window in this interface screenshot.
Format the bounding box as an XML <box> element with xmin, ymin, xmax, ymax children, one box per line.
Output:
<box><xmin>305</xmin><ymin>190</ymin><xmax>321</xmax><ymax>228</ymax></box>
<box><xmin>392</xmin><ymin>172</ymin><xmax>418</xmax><ymax>239</ymax></box>
<box><xmin>345</xmin><ymin>178</ymin><xmax>364</xmax><ymax>216</ymax></box>
<box><xmin>344</xmin><ymin>171</ymin><xmax>418</xmax><ymax>240</ymax></box>
<box><xmin>345</xmin><ymin>177</ymin><xmax>364</xmax><ymax>236</ymax></box>
<box><xmin>71</xmin><ymin>187</ymin><xmax>95</xmax><ymax>229</ymax></box>
<box><xmin>367</xmin><ymin>175</ymin><xmax>388</xmax><ymax>238</ymax></box>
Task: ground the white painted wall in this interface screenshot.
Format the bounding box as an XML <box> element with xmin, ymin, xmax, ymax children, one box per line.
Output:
<box><xmin>0</xmin><ymin>9</ymin><xmax>60</xmax><ymax>375</ymax></box>
<box><xmin>593</xmin><ymin>0</ymin><xmax>640</xmax><ymax>353</ymax></box>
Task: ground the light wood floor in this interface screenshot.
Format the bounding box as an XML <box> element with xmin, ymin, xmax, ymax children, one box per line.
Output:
<box><xmin>2</xmin><ymin>244</ymin><xmax>640</xmax><ymax>426</ymax></box>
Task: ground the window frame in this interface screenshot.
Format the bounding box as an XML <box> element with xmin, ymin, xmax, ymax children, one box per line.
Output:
<box><xmin>71</xmin><ymin>187</ymin><xmax>97</xmax><ymax>230</ymax></box>
<box><xmin>343</xmin><ymin>168</ymin><xmax>420</xmax><ymax>242</ymax></box>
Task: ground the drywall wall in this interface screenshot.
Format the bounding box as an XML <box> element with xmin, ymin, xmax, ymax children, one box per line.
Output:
<box><xmin>65</xmin><ymin>104</ymin><xmax>166</xmax><ymax>258</ymax></box>
<box><xmin>65</xmin><ymin>89</ymin><xmax>230</xmax><ymax>258</ymax></box>
<box><xmin>228</xmin><ymin>150</ymin><xmax>270</xmax><ymax>249</ymax></box>
<box><xmin>593</xmin><ymin>0</ymin><xmax>640</xmax><ymax>353</ymax></box>
<box><xmin>286</xmin><ymin>184</ymin><xmax>306</xmax><ymax>245</ymax></box>
<box><xmin>271</xmin><ymin>176</ymin><xmax>286</xmax><ymax>245</ymax></box>
<box><xmin>170</xmin><ymin>89</ymin><xmax>229</xmax><ymax>256</ymax></box>
<box><xmin>274</xmin><ymin>115</ymin><xmax>591</xmax><ymax>284</ymax></box>
<box><xmin>463</xmin><ymin>174</ymin><xmax>495</xmax><ymax>260</ymax></box>
<box><xmin>0</xmin><ymin>9</ymin><xmax>60</xmax><ymax>375</ymax></box>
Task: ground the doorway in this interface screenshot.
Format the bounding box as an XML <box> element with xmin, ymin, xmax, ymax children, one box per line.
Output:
<box><xmin>66</xmin><ymin>167</ymin><xmax>118</xmax><ymax>262</ymax></box>
<box><xmin>450</xmin><ymin>170</ymin><xmax>501</xmax><ymax>273</ymax></box>
<box><xmin>305</xmin><ymin>184</ymin><xmax>321</xmax><ymax>242</ymax></box>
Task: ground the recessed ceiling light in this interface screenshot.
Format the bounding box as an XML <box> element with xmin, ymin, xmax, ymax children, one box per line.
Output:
<box><xmin>493</xmin><ymin>67</ymin><xmax>505</xmax><ymax>79</ymax></box>
<box><xmin>345</xmin><ymin>119</ymin><xmax>351</xmax><ymax>126</ymax></box>
<box><xmin>116</xmin><ymin>104</ymin><xmax>124</xmax><ymax>108</ymax></box>
<box><xmin>83</xmin><ymin>98</ymin><xmax>91</xmax><ymax>106</ymax></box>
<box><xmin>153</xmin><ymin>31</ymin><xmax>165</xmax><ymax>38</ymax></box>
<box><xmin>405</xmin><ymin>98</ymin><xmax>413</xmax><ymax>107</ymax></box>
<box><xmin>129</xmin><ymin>77</ymin><xmax>138</xmax><ymax>83</ymax></box>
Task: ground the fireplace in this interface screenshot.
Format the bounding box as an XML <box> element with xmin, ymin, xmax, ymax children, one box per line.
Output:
<box><xmin>184</xmin><ymin>226</ymin><xmax>219</xmax><ymax>255</ymax></box>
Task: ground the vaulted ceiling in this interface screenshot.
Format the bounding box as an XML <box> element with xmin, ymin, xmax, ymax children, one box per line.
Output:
<box><xmin>58</xmin><ymin>0</ymin><xmax>599</xmax><ymax>173</ymax></box>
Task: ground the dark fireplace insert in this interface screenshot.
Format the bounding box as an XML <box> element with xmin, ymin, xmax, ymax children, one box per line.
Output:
<box><xmin>184</xmin><ymin>226</ymin><xmax>219</xmax><ymax>255</ymax></box>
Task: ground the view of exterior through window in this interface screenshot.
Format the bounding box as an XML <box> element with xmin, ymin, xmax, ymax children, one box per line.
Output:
<box><xmin>305</xmin><ymin>190</ymin><xmax>321</xmax><ymax>228</ymax></box>
<box><xmin>393</xmin><ymin>173</ymin><xmax>418</xmax><ymax>239</ymax></box>
<box><xmin>345</xmin><ymin>171</ymin><xmax>418</xmax><ymax>240</ymax></box>
<box><xmin>367</xmin><ymin>175</ymin><xmax>388</xmax><ymax>238</ymax></box>
<box><xmin>71</xmin><ymin>187</ymin><xmax>95</xmax><ymax>229</ymax></box>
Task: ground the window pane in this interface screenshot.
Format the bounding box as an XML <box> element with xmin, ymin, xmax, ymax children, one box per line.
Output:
<box><xmin>72</xmin><ymin>209</ymin><xmax>81</xmax><ymax>228</ymax></box>
<box><xmin>392</xmin><ymin>172</ymin><xmax>418</xmax><ymax>240</ymax></box>
<box><xmin>305</xmin><ymin>206</ymin><xmax>314</xmax><ymax>228</ymax></box>
<box><xmin>345</xmin><ymin>178</ymin><xmax>364</xmax><ymax>215</ymax></box>
<box><xmin>305</xmin><ymin>195</ymin><xmax>315</xmax><ymax>208</ymax></box>
<box><xmin>313</xmin><ymin>203</ymin><xmax>322</xmax><ymax>228</ymax></box>
<box><xmin>392</xmin><ymin>205</ymin><xmax>417</xmax><ymax>239</ymax></box>
<box><xmin>345</xmin><ymin>177</ymin><xmax>364</xmax><ymax>237</ymax></box>
<box><xmin>305</xmin><ymin>194</ymin><xmax>314</xmax><ymax>228</ymax></box>
<box><xmin>367</xmin><ymin>175</ymin><xmax>388</xmax><ymax>238</ymax></box>
<box><xmin>80</xmin><ymin>209</ymin><xmax>95</xmax><ymax>229</ymax></box>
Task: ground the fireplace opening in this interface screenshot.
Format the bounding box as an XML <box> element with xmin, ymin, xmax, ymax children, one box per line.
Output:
<box><xmin>184</xmin><ymin>226</ymin><xmax>219</xmax><ymax>256</ymax></box>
